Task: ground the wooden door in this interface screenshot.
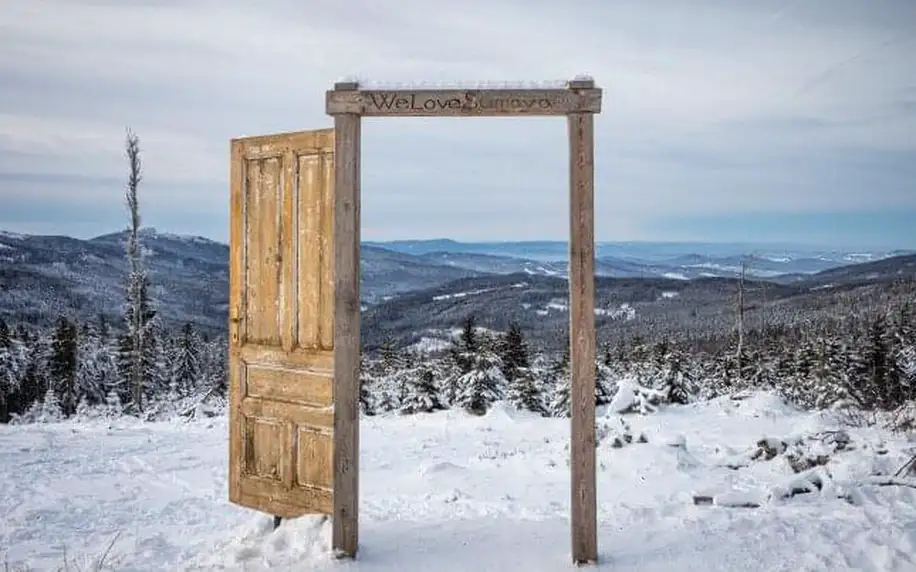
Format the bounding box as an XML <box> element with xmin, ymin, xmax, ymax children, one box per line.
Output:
<box><xmin>228</xmin><ymin>128</ymin><xmax>336</xmax><ymax>518</ymax></box>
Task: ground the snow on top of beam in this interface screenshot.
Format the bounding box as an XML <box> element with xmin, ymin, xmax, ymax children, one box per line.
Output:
<box><xmin>342</xmin><ymin>79</ymin><xmax>581</xmax><ymax>90</ymax></box>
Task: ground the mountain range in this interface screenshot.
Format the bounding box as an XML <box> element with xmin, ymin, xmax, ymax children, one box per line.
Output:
<box><xmin>1</xmin><ymin>228</ymin><xmax>914</xmax><ymax>344</ymax></box>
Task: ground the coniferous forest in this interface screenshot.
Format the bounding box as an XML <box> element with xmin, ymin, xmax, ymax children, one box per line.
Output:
<box><xmin>1</xmin><ymin>297</ymin><xmax>914</xmax><ymax>427</ymax></box>
<box><xmin>1</xmin><ymin>132</ymin><xmax>914</xmax><ymax>428</ymax></box>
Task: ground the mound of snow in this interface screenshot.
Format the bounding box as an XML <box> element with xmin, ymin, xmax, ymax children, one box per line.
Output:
<box><xmin>420</xmin><ymin>461</ymin><xmax>468</xmax><ymax>477</ymax></box>
<box><xmin>190</xmin><ymin>515</ymin><xmax>332</xmax><ymax>570</ymax></box>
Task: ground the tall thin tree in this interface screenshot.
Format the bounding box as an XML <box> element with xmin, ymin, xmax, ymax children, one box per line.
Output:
<box><xmin>123</xmin><ymin>128</ymin><xmax>147</xmax><ymax>412</ymax></box>
<box><xmin>736</xmin><ymin>258</ymin><xmax>747</xmax><ymax>385</ymax></box>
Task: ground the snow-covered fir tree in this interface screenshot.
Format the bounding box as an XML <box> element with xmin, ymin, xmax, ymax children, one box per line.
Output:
<box><xmin>48</xmin><ymin>317</ymin><xmax>79</xmax><ymax>416</ymax></box>
<box><xmin>500</xmin><ymin>322</ymin><xmax>545</xmax><ymax>414</ymax></box>
<box><xmin>400</xmin><ymin>361</ymin><xmax>445</xmax><ymax>415</ymax></box>
<box><xmin>657</xmin><ymin>348</ymin><xmax>694</xmax><ymax>405</ymax></box>
<box><xmin>455</xmin><ymin>345</ymin><xmax>504</xmax><ymax>416</ymax></box>
<box><xmin>359</xmin><ymin>352</ymin><xmax>377</xmax><ymax>416</ymax></box>
<box><xmin>170</xmin><ymin>323</ymin><xmax>201</xmax><ymax>397</ymax></box>
<box><xmin>547</xmin><ymin>350</ymin><xmax>570</xmax><ymax>418</ymax></box>
<box><xmin>76</xmin><ymin>320</ymin><xmax>119</xmax><ymax>406</ymax></box>
<box><xmin>507</xmin><ymin>365</ymin><xmax>545</xmax><ymax>415</ymax></box>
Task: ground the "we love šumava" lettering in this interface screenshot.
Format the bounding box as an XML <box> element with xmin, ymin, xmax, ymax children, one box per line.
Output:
<box><xmin>364</xmin><ymin>91</ymin><xmax>560</xmax><ymax>113</ymax></box>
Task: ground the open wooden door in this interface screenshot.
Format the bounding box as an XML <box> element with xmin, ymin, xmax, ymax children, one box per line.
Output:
<box><xmin>228</xmin><ymin>128</ymin><xmax>336</xmax><ymax>518</ymax></box>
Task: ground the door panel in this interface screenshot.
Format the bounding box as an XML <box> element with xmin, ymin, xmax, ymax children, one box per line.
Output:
<box><xmin>228</xmin><ymin>128</ymin><xmax>336</xmax><ymax>518</ymax></box>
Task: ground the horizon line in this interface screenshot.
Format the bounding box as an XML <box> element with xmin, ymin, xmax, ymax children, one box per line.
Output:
<box><xmin>2</xmin><ymin>226</ymin><xmax>914</xmax><ymax>252</ymax></box>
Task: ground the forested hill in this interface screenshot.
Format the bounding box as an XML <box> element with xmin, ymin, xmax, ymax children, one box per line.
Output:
<box><xmin>2</xmin><ymin>227</ymin><xmax>914</xmax><ymax>339</ymax></box>
<box><xmin>1</xmin><ymin>226</ymin><xmax>914</xmax><ymax>427</ymax></box>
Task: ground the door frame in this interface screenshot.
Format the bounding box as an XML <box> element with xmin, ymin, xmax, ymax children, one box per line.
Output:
<box><xmin>325</xmin><ymin>77</ymin><xmax>602</xmax><ymax>564</ymax></box>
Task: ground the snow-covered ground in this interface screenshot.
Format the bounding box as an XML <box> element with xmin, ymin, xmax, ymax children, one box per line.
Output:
<box><xmin>2</xmin><ymin>393</ymin><xmax>915</xmax><ymax>571</ymax></box>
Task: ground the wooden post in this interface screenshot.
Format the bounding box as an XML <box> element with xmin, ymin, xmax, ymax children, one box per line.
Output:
<box><xmin>331</xmin><ymin>80</ymin><xmax>361</xmax><ymax>559</ymax></box>
<box><xmin>567</xmin><ymin>77</ymin><xmax>598</xmax><ymax>565</ymax></box>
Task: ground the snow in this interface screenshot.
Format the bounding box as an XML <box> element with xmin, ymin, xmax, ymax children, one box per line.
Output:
<box><xmin>358</xmin><ymin>80</ymin><xmax>572</xmax><ymax>90</ymax></box>
<box><xmin>661</xmin><ymin>291</ymin><xmax>679</xmax><ymax>299</ymax></box>
<box><xmin>433</xmin><ymin>283</ymin><xmax>526</xmax><ymax>302</ymax></box>
<box><xmin>432</xmin><ymin>287</ymin><xmax>494</xmax><ymax>301</ymax></box>
<box><xmin>595</xmin><ymin>303</ymin><xmax>637</xmax><ymax>321</ymax></box>
<box><xmin>407</xmin><ymin>337</ymin><xmax>452</xmax><ymax>353</ymax></box>
<box><xmin>536</xmin><ymin>266</ymin><xmax>560</xmax><ymax>276</ymax></box>
<box><xmin>2</xmin><ymin>393</ymin><xmax>915</xmax><ymax>571</ymax></box>
<box><xmin>663</xmin><ymin>272</ymin><xmax>689</xmax><ymax>280</ymax></box>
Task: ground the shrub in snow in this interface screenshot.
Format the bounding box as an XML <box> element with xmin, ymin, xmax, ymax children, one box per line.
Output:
<box><xmin>608</xmin><ymin>379</ymin><xmax>663</xmax><ymax>415</ymax></box>
<box><xmin>10</xmin><ymin>388</ymin><xmax>64</xmax><ymax>424</ymax></box>
<box><xmin>595</xmin><ymin>416</ymin><xmax>647</xmax><ymax>449</ymax></box>
<box><xmin>890</xmin><ymin>400</ymin><xmax>916</xmax><ymax>434</ymax></box>
<box><xmin>739</xmin><ymin>430</ymin><xmax>853</xmax><ymax>473</ymax></box>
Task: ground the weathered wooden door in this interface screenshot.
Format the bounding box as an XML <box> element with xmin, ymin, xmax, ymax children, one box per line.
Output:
<box><xmin>228</xmin><ymin>128</ymin><xmax>336</xmax><ymax>518</ymax></box>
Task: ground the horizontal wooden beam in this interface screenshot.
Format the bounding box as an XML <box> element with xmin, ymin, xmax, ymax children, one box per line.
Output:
<box><xmin>326</xmin><ymin>86</ymin><xmax>602</xmax><ymax>117</ymax></box>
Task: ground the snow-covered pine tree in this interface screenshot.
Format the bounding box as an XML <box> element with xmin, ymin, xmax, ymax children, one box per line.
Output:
<box><xmin>507</xmin><ymin>365</ymin><xmax>545</xmax><ymax>415</ymax></box>
<box><xmin>890</xmin><ymin>304</ymin><xmax>916</xmax><ymax>405</ymax></box>
<box><xmin>358</xmin><ymin>352</ymin><xmax>376</xmax><ymax>416</ymax></box>
<box><xmin>898</xmin><ymin>342</ymin><xmax>916</xmax><ymax>400</ymax></box>
<box><xmin>22</xmin><ymin>330</ymin><xmax>51</xmax><ymax>411</ymax></box>
<box><xmin>48</xmin><ymin>316</ymin><xmax>79</xmax><ymax>416</ymax></box>
<box><xmin>0</xmin><ymin>318</ymin><xmax>22</xmax><ymax>423</ymax></box>
<box><xmin>547</xmin><ymin>350</ymin><xmax>571</xmax><ymax>418</ymax></box>
<box><xmin>500</xmin><ymin>322</ymin><xmax>544</xmax><ymax>414</ymax></box>
<box><xmin>37</xmin><ymin>388</ymin><xmax>64</xmax><ymax>423</ymax></box>
<box><xmin>658</xmin><ymin>348</ymin><xmax>695</xmax><ymax>405</ymax></box>
<box><xmin>455</xmin><ymin>344</ymin><xmax>504</xmax><ymax>416</ymax></box>
<box><xmin>201</xmin><ymin>336</ymin><xmax>228</xmax><ymax>396</ymax></box>
<box><xmin>452</xmin><ymin>315</ymin><xmax>479</xmax><ymax>372</ymax></box>
<box><xmin>808</xmin><ymin>336</ymin><xmax>849</xmax><ymax>409</ymax></box>
<box><xmin>855</xmin><ymin>312</ymin><xmax>901</xmax><ymax>410</ymax></box>
<box><xmin>400</xmin><ymin>361</ymin><xmax>445</xmax><ymax>414</ymax></box>
<box><xmin>170</xmin><ymin>322</ymin><xmax>201</xmax><ymax>397</ymax></box>
<box><xmin>76</xmin><ymin>319</ymin><xmax>117</xmax><ymax>406</ymax></box>
<box><xmin>626</xmin><ymin>335</ymin><xmax>654</xmax><ymax>385</ymax></box>
<box><xmin>372</xmin><ymin>339</ymin><xmax>409</xmax><ymax>412</ymax></box>
<box><xmin>141</xmin><ymin>316</ymin><xmax>169</xmax><ymax>407</ymax></box>
<box><xmin>440</xmin><ymin>316</ymin><xmax>479</xmax><ymax>406</ymax></box>
<box><xmin>500</xmin><ymin>322</ymin><xmax>529</xmax><ymax>383</ymax></box>
<box><xmin>595</xmin><ymin>358</ymin><xmax>614</xmax><ymax>406</ymax></box>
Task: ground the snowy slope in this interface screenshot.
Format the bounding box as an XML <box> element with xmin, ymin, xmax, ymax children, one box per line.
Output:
<box><xmin>2</xmin><ymin>393</ymin><xmax>915</xmax><ymax>571</ymax></box>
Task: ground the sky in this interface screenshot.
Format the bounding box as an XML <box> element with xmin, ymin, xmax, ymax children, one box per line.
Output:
<box><xmin>1</xmin><ymin>0</ymin><xmax>915</xmax><ymax>249</ymax></box>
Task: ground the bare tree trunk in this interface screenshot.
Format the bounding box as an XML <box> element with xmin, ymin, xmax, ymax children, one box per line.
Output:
<box><xmin>124</xmin><ymin>128</ymin><xmax>144</xmax><ymax>412</ymax></box>
<box><xmin>736</xmin><ymin>259</ymin><xmax>746</xmax><ymax>384</ymax></box>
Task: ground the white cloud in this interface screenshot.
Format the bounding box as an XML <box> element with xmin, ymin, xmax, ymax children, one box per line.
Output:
<box><xmin>0</xmin><ymin>0</ymin><xmax>914</xmax><ymax>242</ymax></box>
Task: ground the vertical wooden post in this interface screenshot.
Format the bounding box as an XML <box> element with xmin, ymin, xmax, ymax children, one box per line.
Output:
<box><xmin>567</xmin><ymin>77</ymin><xmax>598</xmax><ymax>565</ymax></box>
<box><xmin>331</xmin><ymin>80</ymin><xmax>361</xmax><ymax>559</ymax></box>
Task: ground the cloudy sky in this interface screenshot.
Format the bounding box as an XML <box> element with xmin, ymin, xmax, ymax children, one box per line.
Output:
<box><xmin>1</xmin><ymin>0</ymin><xmax>914</xmax><ymax>248</ymax></box>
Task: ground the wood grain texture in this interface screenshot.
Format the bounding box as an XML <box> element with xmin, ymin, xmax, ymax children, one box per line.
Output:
<box><xmin>228</xmin><ymin>128</ymin><xmax>337</xmax><ymax>521</ymax></box>
<box><xmin>326</xmin><ymin>88</ymin><xmax>601</xmax><ymax>117</ymax></box>
<box><xmin>331</xmin><ymin>113</ymin><xmax>361</xmax><ymax>558</ymax></box>
<box><xmin>568</xmin><ymin>111</ymin><xmax>598</xmax><ymax>565</ymax></box>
